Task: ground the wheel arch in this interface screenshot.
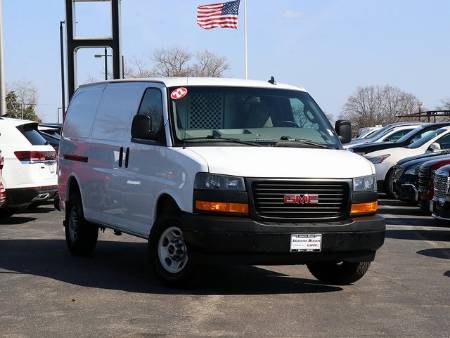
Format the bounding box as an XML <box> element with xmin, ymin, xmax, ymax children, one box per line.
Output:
<box><xmin>149</xmin><ymin>193</ymin><xmax>182</xmax><ymax>239</ymax></box>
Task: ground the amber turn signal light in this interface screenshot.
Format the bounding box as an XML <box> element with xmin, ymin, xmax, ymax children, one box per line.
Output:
<box><xmin>351</xmin><ymin>201</ymin><xmax>378</xmax><ymax>215</ymax></box>
<box><xmin>195</xmin><ymin>201</ymin><xmax>249</xmax><ymax>215</ymax></box>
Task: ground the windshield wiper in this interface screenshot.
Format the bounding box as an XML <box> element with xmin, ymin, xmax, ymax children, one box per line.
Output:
<box><xmin>274</xmin><ymin>137</ymin><xmax>332</xmax><ymax>149</ymax></box>
<box><xmin>182</xmin><ymin>136</ymin><xmax>261</xmax><ymax>147</ymax></box>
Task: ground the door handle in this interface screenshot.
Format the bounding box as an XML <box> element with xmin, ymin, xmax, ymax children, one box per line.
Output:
<box><xmin>118</xmin><ymin>147</ymin><xmax>124</xmax><ymax>167</ymax></box>
<box><xmin>125</xmin><ymin>147</ymin><xmax>130</xmax><ymax>168</ymax></box>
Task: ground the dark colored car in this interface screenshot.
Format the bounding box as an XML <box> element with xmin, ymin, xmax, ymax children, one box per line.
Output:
<box><xmin>392</xmin><ymin>151</ymin><xmax>450</xmax><ymax>202</ymax></box>
<box><xmin>352</xmin><ymin>122</ymin><xmax>450</xmax><ymax>155</ymax></box>
<box><xmin>417</xmin><ymin>156</ymin><xmax>450</xmax><ymax>212</ymax></box>
<box><xmin>39</xmin><ymin>131</ymin><xmax>61</xmax><ymax>153</ymax></box>
<box><xmin>431</xmin><ymin>164</ymin><xmax>450</xmax><ymax>220</ymax></box>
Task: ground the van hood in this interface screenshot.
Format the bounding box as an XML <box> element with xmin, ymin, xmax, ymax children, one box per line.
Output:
<box><xmin>186</xmin><ymin>147</ymin><xmax>374</xmax><ymax>178</ymax></box>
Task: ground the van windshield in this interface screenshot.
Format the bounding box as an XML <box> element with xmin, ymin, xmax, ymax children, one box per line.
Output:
<box><xmin>169</xmin><ymin>86</ymin><xmax>340</xmax><ymax>148</ymax></box>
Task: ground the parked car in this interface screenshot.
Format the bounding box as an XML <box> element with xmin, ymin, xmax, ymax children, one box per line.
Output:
<box><xmin>417</xmin><ymin>156</ymin><xmax>450</xmax><ymax>212</ymax></box>
<box><xmin>0</xmin><ymin>117</ymin><xmax>58</xmax><ymax>211</ymax></box>
<box><xmin>59</xmin><ymin>78</ymin><xmax>385</xmax><ymax>286</ymax></box>
<box><xmin>351</xmin><ymin>122</ymin><xmax>450</xmax><ymax>155</ymax></box>
<box><xmin>431</xmin><ymin>164</ymin><xmax>450</xmax><ymax>220</ymax></box>
<box><xmin>392</xmin><ymin>151</ymin><xmax>450</xmax><ymax>202</ymax></box>
<box><xmin>365</xmin><ymin>126</ymin><xmax>450</xmax><ymax>195</ymax></box>
<box><xmin>345</xmin><ymin>123</ymin><xmax>421</xmax><ymax>149</ymax></box>
<box><xmin>357</xmin><ymin>126</ymin><xmax>383</xmax><ymax>139</ymax></box>
<box><xmin>38</xmin><ymin>123</ymin><xmax>62</xmax><ymax>152</ymax></box>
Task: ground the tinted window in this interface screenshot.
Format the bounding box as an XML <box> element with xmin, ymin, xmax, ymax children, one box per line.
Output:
<box><xmin>384</xmin><ymin>129</ymin><xmax>413</xmax><ymax>142</ymax></box>
<box><xmin>407</xmin><ymin>129</ymin><xmax>445</xmax><ymax>149</ymax></box>
<box><xmin>64</xmin><ymin>84</ymin><xmax>105</xmax><ymax>138</ymax></box>
<box><xmin>91</xmin><ymin>82</ymin><xmax>148</xmax><ymax>142</ymax></box>
<box><xmin>170</xmin><ymin>86</ymin><xmax>339</xmax><ymax>147</ymax></box>
<box><xmin>17</xmin><ymin>124</ymin><xmax>47</xmax><ymax>145</ymax></box>
<box><xmin>138</xmin><ymin>88</ymin><xmax>163</xmax><ymax>133</ymax></box>
<box><xmin>436</xmin><ymin>133</ymin><xmax>450</xmax><ymax>149</ymax></box>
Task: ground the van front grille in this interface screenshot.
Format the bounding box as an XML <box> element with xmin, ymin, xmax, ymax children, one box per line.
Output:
<box><xmin>252</xmin><ymin>180</ymin><xmax>350</xmax><ymax>221</ymax></box>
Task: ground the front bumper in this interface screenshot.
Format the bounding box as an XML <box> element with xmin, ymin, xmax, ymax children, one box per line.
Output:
<box><xmin>5</xmin><ymin>185</ymin><xmax>58</xmax><ymax>208</ymax></box>
<box><xmin>182</xmin><ymin>213</ymin><xmax>385</xmax><ymax>265</ymax></box>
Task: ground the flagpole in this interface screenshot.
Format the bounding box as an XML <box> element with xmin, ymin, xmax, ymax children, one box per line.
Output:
<box><xmin>244</xmin><ymin>0</ymin><xmax>248</xmax><ymax>79</ymax></box>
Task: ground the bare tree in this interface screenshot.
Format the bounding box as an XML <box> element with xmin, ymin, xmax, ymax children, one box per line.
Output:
<box><xmin>191</xmin><ymin>50</ymin><xmax>229</xmax><ymax>77</ymax></box>
<box><xmin>151</xmin><ymin>47</ymin><xmax>192</xmax><ymax>77</ymax></box>
<box><xmin>341</xmin><ymin>85</ymin><xmax>421</xmax><ymax>129</ymax></box>
<box><xmin>125</xmin><ymin>57</ymin><xmax>154</xmax><ymax>78</ymax></box>
<box><xmin>439</xmin><ymin>98</ymin><xmax>450</xmax><ymax>110</ymax></box>
<box><xmin>124</xmin><ymin>47</ymin><xmax>230</xmax><ymax>78</ymax></box>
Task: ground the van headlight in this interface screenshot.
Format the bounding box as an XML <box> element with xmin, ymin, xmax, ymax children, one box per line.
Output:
<box><xmin>194</xmin><ymin>173</ymin><xmax>248</xmax><ymax>215</ymax></box>
<box><xmin>194</xmin><ymin>173</ymin><xmax>246</xmax><ymax>191</ymax></box>
<box><xmin>353</xmin><ymin>175</ymin><xmax>377</xmax><ymax>192</ymax></box>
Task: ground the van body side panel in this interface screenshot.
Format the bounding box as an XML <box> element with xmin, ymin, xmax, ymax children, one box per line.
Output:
<box><xmin>81</xmin><ymin>82</ymin><xmax>150</xmax><ymax>230</ymax></box>
<box><xmin>122</xmin><ymin>146</ymin><xmax>207</xmax><ymax>237</ymax></box>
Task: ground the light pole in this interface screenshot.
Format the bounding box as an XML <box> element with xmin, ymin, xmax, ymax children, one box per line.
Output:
<box><xmin>95</xmin><ymin>48</ymin><xmax>112</xmax><ymax>81</ymax></box>
<box><xmin>0</xmin><ymin>0</ymin><xmax>6</xmax><ymax>116</ymax></box>
<box><xmin>60</xmin><ymin>21</ymin><xmax>66</xmax><ymax>116</ymax></box>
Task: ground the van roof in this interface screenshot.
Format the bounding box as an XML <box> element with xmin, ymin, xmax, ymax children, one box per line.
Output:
<box><xmin>78</xmin><ymin>77</ymin><xmax>307</xmax><ymax>92</ymax></box>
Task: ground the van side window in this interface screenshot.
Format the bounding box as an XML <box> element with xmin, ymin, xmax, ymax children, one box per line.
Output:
<box><xmin>64</xmin><ymin>85</ymin><xmax>105</xmax><ymax>138</ymax></box>
<box><xmin>138</xmin><ymin>88</ymin><xmax>164</xmax><ymax>136</ymax></box>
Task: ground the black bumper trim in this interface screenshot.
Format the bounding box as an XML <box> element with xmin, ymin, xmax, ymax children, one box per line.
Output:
<box><xmin>5</xmin><ymin>186</ymin><xmax>58</xmax><ymax>207</ymax></box>
<box><xmin>181</xmin><ymin>213</ymin><xmax>385</xmax><ymax>264</ymax></box>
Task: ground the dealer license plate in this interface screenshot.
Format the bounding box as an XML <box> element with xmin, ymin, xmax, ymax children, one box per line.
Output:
<box><xmin>290</xmin><ymin>234</ymin><xmax>322</xmax><ymax>252</ymax></box>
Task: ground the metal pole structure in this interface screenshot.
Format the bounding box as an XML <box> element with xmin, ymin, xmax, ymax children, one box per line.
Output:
<box><xmin>121</xmin><ymin>55</ymin><xmax>125</xmax><ymax>79</ymax></box>
<box><xmin>60</xmin><ymin>21</ymin><xmax>66</xmax><ymax>116</ymax></box>
<box><xmin>104</xmin><ymin>47</ymin><xmax>108</xmax><ymax>80</ymax></box>
<box><xmin>0</xmin><ymin>0</ymin><xmax>6</xmax><ymax>116</ymax></box>
<box><xmin>243</xmin><ymin>0</ymin><xmax>248</xmax><ymax>79</ymax></box>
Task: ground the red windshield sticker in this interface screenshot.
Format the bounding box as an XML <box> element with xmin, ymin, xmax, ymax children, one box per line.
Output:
<box><xmin>171</xmin><ymin>87</ymin><xmax>188</xmax><ymax>100</ymax></box>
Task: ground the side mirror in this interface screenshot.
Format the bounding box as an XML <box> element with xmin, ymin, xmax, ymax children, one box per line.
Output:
<box><xmin>429</xmin><ymin>143</ymin><xmax>441</xmax><ymax>153</ymax></box>
<box><xmin>131</xmin><ymin>114</ymin><xmax>154</xmax><ymax>140</ymax></box>
<box><xmin>335</xmin><ymin>120</ymin><xmax>352</xmax><ymax>144</ymax></box>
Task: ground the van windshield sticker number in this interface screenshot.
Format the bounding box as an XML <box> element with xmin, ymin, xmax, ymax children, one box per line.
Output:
<box><xmin>171</xmin><ymin>87</ymin><xmax>188</xmax><ymax>100</ymax></box>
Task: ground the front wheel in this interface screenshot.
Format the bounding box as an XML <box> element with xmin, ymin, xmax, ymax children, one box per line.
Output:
<box><xmin>307</xmin><ymin>261</ymin><xmax>371</xmax><ymax>285</ymax></box>
<box><xmin>149</xmin><ymin>216</ymin><xmax>193</xmax><ymax>286</ymax></box>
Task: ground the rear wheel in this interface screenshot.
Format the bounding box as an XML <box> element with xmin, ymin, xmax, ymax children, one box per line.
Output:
<box><xmin>307</xmin><ymin>261</ymin><xmax>371</xmax><ymax>285</ymax></box>
<box><xmin>65</xmin><ymin>192</ymin><xmax>98</xmax><ymax>256</ymax></box>
<box><xmin>149</xmin><ymin>215</ymin><xmax>194</xmax><ymax>286</ymax></box>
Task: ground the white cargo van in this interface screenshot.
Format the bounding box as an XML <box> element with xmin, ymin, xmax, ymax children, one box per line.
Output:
<box><xmin>59</xmin><ymin>78</ymin><xmax>385</xmax><ymax>286</ymax></box>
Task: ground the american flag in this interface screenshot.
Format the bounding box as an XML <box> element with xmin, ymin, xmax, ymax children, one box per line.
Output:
<box><xmin>197</xmin><ymin>0</ymin><xmax>241</xmax><ymax>29</ymax></box>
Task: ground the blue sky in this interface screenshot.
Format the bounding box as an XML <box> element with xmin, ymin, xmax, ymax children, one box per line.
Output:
<box><xmin>3</xmin><ymin>0</ymin><xmax>450</xmax><ymax>123</ymax></box>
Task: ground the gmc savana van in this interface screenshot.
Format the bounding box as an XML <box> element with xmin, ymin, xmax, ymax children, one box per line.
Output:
<box><xmin>59</xmin><ymin>78</ymin><xmax>385</xmax><ymax>286</ymax></box>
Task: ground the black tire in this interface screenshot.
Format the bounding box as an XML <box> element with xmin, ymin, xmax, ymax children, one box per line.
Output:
<box><xmin>0</xmin><ymin>208</ymin><xmax>14</xmax><ymax>219</ymax></box>
<box><xmin>384</xmin><ymin>170</ymin><xmax>395</xmax><ymax>198</ymax></box>
<box><xmin>307</xmin><ymin>261</ymin><xmax>371</xmax><ymax>285</ymax></box>
<box><xmin>149</xmin><ymin>215</ymin><xmax>194</xmax><ymax>287</ymax></box>
<box><xmin>418</xmin><ymin>200</ymin><xmax>430</xmax><ymax>214</ymax></box>
<box><xmin>65</xmin><ymin>192</ymin><xmax>98</xmax><ymax>256</ymax></box>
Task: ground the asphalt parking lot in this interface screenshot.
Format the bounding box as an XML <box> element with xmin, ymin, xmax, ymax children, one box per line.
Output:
<box><xmin>1</xmin><ymin>200</ymin><xmax>449</xmax><ymax>337</ymax></box>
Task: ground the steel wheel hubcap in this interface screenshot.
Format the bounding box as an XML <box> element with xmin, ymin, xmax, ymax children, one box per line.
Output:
<box><xmin>157</xmin><ymin>226</ymin><xmax>188</xmax><ymax>274</ymax></box>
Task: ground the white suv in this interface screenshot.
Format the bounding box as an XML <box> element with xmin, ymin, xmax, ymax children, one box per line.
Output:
<box><xmin>59</xmin><ymin>78</ymin><xmax>385</xmax><ymax>286</ymax></box>
<box><xmin>0</xmin><ymin>118</ymin><xmax>57</xmax><ymax>214</ymax></box>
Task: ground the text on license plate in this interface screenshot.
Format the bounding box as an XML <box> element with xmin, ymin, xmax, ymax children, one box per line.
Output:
<box><xmin>290</xmin><ymin>234</ymin><xmax>322</xmax><ymax>252</ymax></box>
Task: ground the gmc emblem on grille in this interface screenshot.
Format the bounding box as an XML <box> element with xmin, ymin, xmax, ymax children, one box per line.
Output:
<box><xmin>283</xmin><ymin>194</ymin><xmax>319</xmax><ymax>205</ymax></box>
